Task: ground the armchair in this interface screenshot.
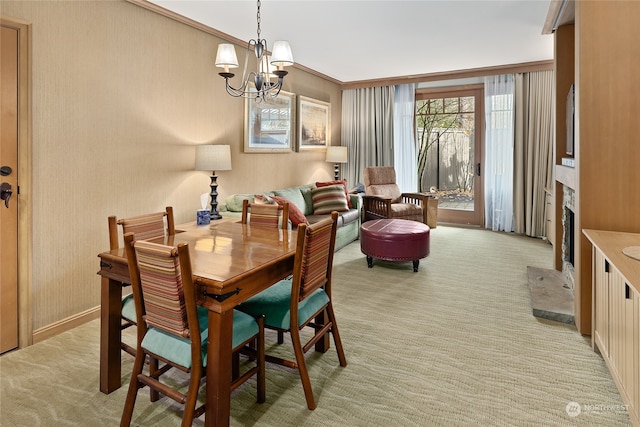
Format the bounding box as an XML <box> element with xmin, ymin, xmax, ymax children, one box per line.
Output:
<box><xmin>362</xmin><ymin>166</ymin><xmax>434</xmax><ymax>225</ymax></box>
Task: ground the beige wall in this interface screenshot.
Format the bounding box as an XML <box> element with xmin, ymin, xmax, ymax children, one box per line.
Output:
<box><xmin>1</xmin><ymin>0</ymin><xmax>340</xmax><ymax>335</ymax></box>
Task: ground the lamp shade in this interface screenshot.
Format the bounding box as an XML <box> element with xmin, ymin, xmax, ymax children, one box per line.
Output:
<box><xmin>195</xmin><ymin>145</ymin><xmax>232</xmax><ymax>171</ymax></box>
<box><xmin>215</xmin><ymin>44</ymin><xmax>239</xmax><ymax>69</ymax></box>
<box><xmin>270</xmin><ymin>41</ymin><xmax>294</xmax><ymax>67</ymax></box>
<box><xmin>326</xmin><ymin>146</ymin><xmax>348</xmax><ymax>163</ymax></box>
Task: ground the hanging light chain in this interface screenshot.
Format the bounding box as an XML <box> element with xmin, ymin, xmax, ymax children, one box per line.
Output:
<box><xmin>256</xmin><ymin>0</ymin><xmax>261</xmax><ymax>41</ymax></box>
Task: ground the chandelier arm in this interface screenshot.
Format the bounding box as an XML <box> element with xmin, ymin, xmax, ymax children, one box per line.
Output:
<box><xmin>238</xmin><ymin>40</ymin><xmax>254</xmax><ymax>87</ymax></box>
<box><xmin>224</xmin><ymin>78</ymin><xmax>283</xmax><ymax>101</ymax></box>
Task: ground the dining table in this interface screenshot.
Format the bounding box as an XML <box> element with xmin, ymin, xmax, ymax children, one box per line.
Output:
<box><xmin>97</xmin><ymin>218</ymin><xmax>325</xmax><ymax>426</ymax></box>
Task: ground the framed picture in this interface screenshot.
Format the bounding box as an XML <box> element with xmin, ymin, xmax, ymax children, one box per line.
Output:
<box><xmin>244</xmin><ymin>91</ymin><xmax>296</xmax><ymax>153</ymax></box>
<box><xmin>297</xmin><ymin>96</ymin><xmax>330</xmax><ymax>151</ymax></box>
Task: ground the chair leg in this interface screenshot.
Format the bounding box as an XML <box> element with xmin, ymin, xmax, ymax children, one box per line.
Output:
<box><xmin>232</xmin><ymin>352</ymin><xmax>240</xmax><ymax>381</ymax></box>
<box><xmin>326</xmin><ymin>304</ymin><xmax>347</xmax><ymax>367</ymax></box>
<box><xmin>277</xmin><ymin>330</ymin><xmax>284</xmax><ymax>344</ymax></box>
<box><xmin>181</xmin><ymin>363</ymin><xmax>202</xmax><ymax>427</ymax></box>
<box><xmin>256</xmin><ymin>316</ymin><xmax>266</xmax><ymax>403</ymax></box>
<box><xmin>148</xmin><ymin>357</ymin><xmax>160</xmax><ymax>402</ymax></box>
<box><xmin>290</xmin><ymin>327</ymin><xmax>316</xmax><ymax>410</ymax></box>
<box><xmin>120</xmin><ymin>351</ymin><xmax>146</xmax><ymax>427</ymax></box>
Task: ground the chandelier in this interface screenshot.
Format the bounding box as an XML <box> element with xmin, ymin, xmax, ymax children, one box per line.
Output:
<box><xmin>215</xmin><ymin>0</ymin><xmax>294</xmax><ymax>103</ymax></box>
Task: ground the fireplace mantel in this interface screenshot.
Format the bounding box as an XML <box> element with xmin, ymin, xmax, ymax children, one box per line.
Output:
<box><xmin>555</xmin><ymin>164</ymin><xmax>576</xmax><ymax>190</ymax></box>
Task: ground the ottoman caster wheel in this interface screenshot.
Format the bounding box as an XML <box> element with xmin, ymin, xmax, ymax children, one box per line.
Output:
<box><xmin>366</xmin><ymin>256</ymin><xmax>373</xmax><ymax>268</ymax></box>
<box><xmin>412</xmin><ymin>260</ymin><xmax>419</xmax><ymax>272</ymax></box>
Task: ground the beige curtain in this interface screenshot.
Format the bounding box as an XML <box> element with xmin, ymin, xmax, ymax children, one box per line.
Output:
<box><xmin>513</xmin><ymin>70</ymin><xmax>554</xmax><ymax>237</ymax></box>
<box><xmin>341</xmin><ymin>86</ymin><xmax>395</xmax><ymax>189</ymax></box>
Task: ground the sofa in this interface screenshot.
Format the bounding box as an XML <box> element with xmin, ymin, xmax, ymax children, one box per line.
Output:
<box><xmin>220</xmin><ymin>182</ymin><xmax>361</xmax><ymax>251</ymax></box>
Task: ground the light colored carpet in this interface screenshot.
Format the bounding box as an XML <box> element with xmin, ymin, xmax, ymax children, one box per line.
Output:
<box><xmin>0</xmin><ymin>226</ymin><xmax>632</xmax><ymax>426</ymax></box>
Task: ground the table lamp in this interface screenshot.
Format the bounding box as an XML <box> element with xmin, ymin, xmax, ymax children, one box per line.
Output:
<box><xmin>325</xmin><ymin>146</ymin><xmax>348</xmax><ymax>181</ymax></box>
<box><xmin>195</xmin><ymin>144</ymin><xmax>232</xmax><ymax>220</ymax></box>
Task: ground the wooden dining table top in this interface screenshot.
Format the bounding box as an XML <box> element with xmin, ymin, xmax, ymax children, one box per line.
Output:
<box><xmin>158</xmin><ymin>220</ymin><xmax>296</xmax><ymax>313</ymax></box>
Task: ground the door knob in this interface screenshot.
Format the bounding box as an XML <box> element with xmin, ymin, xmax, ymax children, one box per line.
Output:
<box><xmin>1</xmin><ymin>182</ymin><xmax>12</xmax><ymax>208</ymax></box>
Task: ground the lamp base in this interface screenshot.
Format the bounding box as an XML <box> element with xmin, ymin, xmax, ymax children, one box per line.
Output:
<box><xmin>208</xmin><ymin>172</ymin><xmax>223</xmax><ymax>221</ymax></box>
<box><xmin>334</xmin><ymin>163</ymin><xmax>340</xmax><ymax>181</ymax></box>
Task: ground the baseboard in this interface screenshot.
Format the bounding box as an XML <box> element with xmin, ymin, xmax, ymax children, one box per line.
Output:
<box><xmin>32</xmin><ymin>306</ymin><xmax>100</xmax><ymax>344</ymax></box>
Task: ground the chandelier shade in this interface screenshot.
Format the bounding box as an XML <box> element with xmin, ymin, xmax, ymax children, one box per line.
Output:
<box><xmin>270</xmin><ymin>41</ymin><xmax>294</xmax><ymax>67</ymax></box>
<box><xmin>214</xmin><ymin>44</ymin><xmax>239</xmax><ymax>73</ymax></box>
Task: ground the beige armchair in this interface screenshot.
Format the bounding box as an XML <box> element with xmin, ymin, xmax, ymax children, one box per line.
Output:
<box><xmin>362</xmin><ymin>166</ymin><xmax>434</xmax><ymax>225</ymax></box>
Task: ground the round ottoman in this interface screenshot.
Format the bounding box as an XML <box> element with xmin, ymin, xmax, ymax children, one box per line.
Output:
<box><xmin>360</xmin><ymin>219</ymin><xmax>430</xmax><ymax>272</ymax></box>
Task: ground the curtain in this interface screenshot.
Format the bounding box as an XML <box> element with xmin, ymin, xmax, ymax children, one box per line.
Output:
<box><xmin>513</xmin><ymin>70</ymin><xmax>554</xmax><ymax>237</ymax></box>
<box><xmin>484</xmin><ymin>74</ymin><xmax>515</xmax><ymax>231</ymax></box>
<box><xmin>341</xmin><ymin>86</ymin><xmax>395</xmax><ymax>189</ymax></box>
<box><xmin>393</xmin><ymin>84</ymin><xmax>417</xmax><ymax>192</ymax></box>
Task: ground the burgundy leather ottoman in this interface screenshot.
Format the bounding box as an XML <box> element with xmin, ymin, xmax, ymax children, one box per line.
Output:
<box><xmin>360</xmin><ymin>219</ymin><xmax>430</xmax><ymax>272</ymax></box>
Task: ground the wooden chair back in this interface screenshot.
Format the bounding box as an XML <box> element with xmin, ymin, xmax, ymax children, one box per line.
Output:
<box><xmin>241</xmin><ymin>199</ymin><xmax>289</xmax><ymax>230</ymax></box>
<box><xmin>108</xmin><ymin>206</ymin><xmax>175</xmax><ymax>250</ymax></box>
<box><xmin>124</xmin><ymin>233</ymin><xmax>200</xmax><ymax>345</ymax></box>
<box><xmin>292</xmin><ymin>211</ymin><xmax>339</xmax><ymax>303</ymax></box>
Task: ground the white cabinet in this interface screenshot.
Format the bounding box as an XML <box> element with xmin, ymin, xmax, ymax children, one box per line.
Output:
<box><xmin>592</xmin><ymin>248</ymin><xmax>609</xmax><ymax>356</ymax></box>
<box><xmin>584</xmin><ymin>230</ymin><xmax>640</xmax><ymax>426</ymax></box>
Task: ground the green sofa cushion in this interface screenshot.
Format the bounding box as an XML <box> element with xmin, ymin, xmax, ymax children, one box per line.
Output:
<box><xmin>141</xmin><ymin>307</ymin><xmax>258</xmax><ymax>369</ymax></box>
<box><xmin>224</xmin><ymin>194</ymin><xmax>254</xmax><ymax>212</ymax></box>
<box><xmin>273</xmin><ymin>186</ymin><xmax>311</xmax><ymax>216</ymax></box>
<box><xmin>300</xmin><ymin>186</ymin><xmax>314</xmax><ymax>215</ymax></box>
<box><xmin>237</xmin><ymin>279</ymin><xmax>329</xmax><ymax>330</ymax></box>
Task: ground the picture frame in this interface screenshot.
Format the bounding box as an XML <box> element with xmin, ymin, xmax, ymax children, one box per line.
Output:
<box><xmin>297</xmin><ymin>96</ymin><xmax>330</xmax><ymax>151</ymax></box>
<box><xmin>244</xmin><ymin>91</ymin><xmax>296</xmax><ymax>153</ymax></box>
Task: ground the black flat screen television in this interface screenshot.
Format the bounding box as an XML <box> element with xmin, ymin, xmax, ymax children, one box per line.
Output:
<box><xmin>566</xmin><ymin>84</ymin><xmax>575</xmax><ymax>156</ymax></box>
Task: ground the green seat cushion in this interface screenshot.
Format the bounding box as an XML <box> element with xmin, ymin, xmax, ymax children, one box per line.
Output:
<box><xmin>237</xmin><ymin>279</ymin><xmax>329</xmax><ymax>330</ymax></box>
<box><xmin>121</xmin><ymin>293</ymin><xmax>136</xmax><ymax>322</ymax></box>
<box><xmin>142</xmin><ymin>307</ymin><xmax>259</xmax><ymax>369</ymax></box>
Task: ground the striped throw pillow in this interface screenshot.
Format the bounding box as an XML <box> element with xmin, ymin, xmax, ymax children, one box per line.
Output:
<box><xmin>311</xmin><ymin>184</ymin><xmax>349</xmax><ymax>214</ymax></box>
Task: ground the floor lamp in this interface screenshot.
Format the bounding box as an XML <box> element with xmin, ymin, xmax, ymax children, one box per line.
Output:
<box><xmin>325</xmin><ymin>146</ymin><xmax>348</xmax><ymax>181</ymax></box>
<box><xmin>195</xmin><ymin>144</ymin><xmax>232</xmax><ymax>220</ymax></box>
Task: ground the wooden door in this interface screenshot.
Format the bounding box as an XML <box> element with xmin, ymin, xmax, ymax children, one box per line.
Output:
<box><xmin>1</xmin><ymin>25</ymin><xmax>19</xmax><ymax>353</ymax></box>
<box><xmin>415</xmin><ymin>87</ymin><xmax>484</xmax><ymax>226</ymax></box>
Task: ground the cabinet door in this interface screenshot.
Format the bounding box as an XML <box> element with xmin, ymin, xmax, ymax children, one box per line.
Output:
<box><xmin>634</xmin><ymin>289</ymin><xmax>639</xmax><ymax>422</ymax></box>
<box><xmin>609</xmin><ymin>265</ymin><xmax>636</xmax><ymax>406</ymax></box>
<box><xmin>621</xmin><ymin>281</ymin><xmax>635</xmax><ymax>413</ymax></box>
<box><xmin>593</xmin><ymin>249</ymin><xmax>609</xmax><ymax>355</ymax></box>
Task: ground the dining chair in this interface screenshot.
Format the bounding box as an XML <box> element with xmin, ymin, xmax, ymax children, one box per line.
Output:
<box><xmin>237</xmin><ymin>211</ymin><xmax>347</xmax><ymax>410</ymax></box>
<box><xmin>241</xmin><ymin>198</ymin><xmax>289</xmax><ymax>230</ymax></box>
<box><xmin>107</xmin><ymin>207</ymin><xmax>175</xmax><ymax>357</ymax></box>
<box><xmin>120</xmin><ymin>232</ymin><xmax>265</xmax><ymax>426</ymax></box>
